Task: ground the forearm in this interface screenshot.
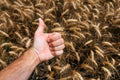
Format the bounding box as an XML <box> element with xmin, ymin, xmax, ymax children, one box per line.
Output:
<box><xmin>0</xmin><ymin>48</ymin><xmax>40</xmax><ymax>80</ymax></box>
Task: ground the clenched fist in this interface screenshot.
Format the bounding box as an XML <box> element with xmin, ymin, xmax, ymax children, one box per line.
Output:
<box><xmin>32</xmin><ymin>18</ymin><xmax>65</xmax><ymax>62</ymax></box>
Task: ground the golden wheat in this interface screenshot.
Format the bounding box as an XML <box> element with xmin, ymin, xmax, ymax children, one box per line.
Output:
<box><xmin>0</xmin><ymin>0</ymin><xmax>120</xmax><ymax>79</ymax></box>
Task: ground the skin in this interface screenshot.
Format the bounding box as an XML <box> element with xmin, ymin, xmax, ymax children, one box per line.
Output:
<box><xmin>0</xmin><ymin>18</ymin><xmax>65</xmax><ymax>80</ymax></box>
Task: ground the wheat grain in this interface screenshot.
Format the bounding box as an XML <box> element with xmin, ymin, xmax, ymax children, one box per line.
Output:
<box><xmin>79</xmin><ymin>21</ymin><xmax>90</xmax><ymax>30</ymax></box>
<box><xmin>15</xmin><ymin>32</ymin><xmax>22</xmax><ymax>39</ymax></box>
<box><xmin>8</xmin><ymin>18</ymin><xmax>14</xmax><ymax>27</ymax></box>
<box><xmin>66</xmin><ymin>19</ymin><xmax>78</xmax><ymax>23</ymax></box>
<box><xmin>70</xmin><ymin>34</ymin><xmax>80</xmax><ymax>40</ymax></box>
<box><xmin>16</xmin><ymin>47</ymin><xmax>25</xmax><ymax>52</ymax></box>
<box><xmin>93</xmin><ymin>8</ymin><xmax>100</xmax><ymax>15</ymax></box>
<box><xmin>75</xmin><ymin>32</ymin><xmax>86</xmax><ymax>39</ymax></box>
<box><xmin>75</xmin><ymin>52</ymin><xmax>80</xmax><ymax>62</ymax></box>
<box><xmin>60</xmin><ymin>64</ymin><xmax>70</xmax><ymax>73</ymax></box>
<box><xmin>71</xmin><ymin>1</ymin><xmax>77</xmax><ymax>9</ymax></box>
<box><xmin>95</xmin><ymin>49</ymin><xmax>104</xmax><ymax>58</ymax></box>
<box><xmin>45</xmin><ymin>7</ymin><xmax>55</xmax><ymax>14</ymax></box>
<box><xmin>53</xmin><ymin>66</ymin><xmax>62</xmax><ymax>70</ymax></box>
<box><xmin>0</xmin><ymin>30</ymin><xmax>9</xmax><ymax>37</ymax></box>
<box><xmin>25</xmin><ymin>39</ymin><xmax>31</xmax><ymax>48</ymax></box>
<box><xmin>111</xmin><ymin>58</ymin><xmax>115</xmax><ymax>65</ymax></box>
<box><xmin>21</xmin><ymin>37</ymin><xmax>29</xmax><ymax>43</ymax></box>
<box><xmin>84</xmin><ymin>40</ymin><xmax>93</xmax><ymax>46</ymax></box>
<box><xmin>73</xmin><ymin>70</ymin><xmax>83</xmax><ymax>80</ymax></box>
<box><xmin>90</xmin><ymin>50</ymin><xmax>98</xmax><ymax>66</ymax></box>
<box><xmin>53</xmin><ymin>23</ymin><xmax>61</xmax><ymax>27</ymax></box>
<box><xmin>59</xmin><ymin>76</ymin><xmax>72</xmax><ymax>80</ymax></box>
<box><xmin>0</xmin><ymin>43</ymin><xmax>12</xmax><ymax>48</ymax></box>
<box><xmin>81</xmin><ymin>64</ymin><xmax>94</xmax><ymax>71</ymax></box>
<box><xmin>0</xmin><ymin>59</ymin><xmax>7</xmax><ymax>67</ymax></box>
<box><xmin>94</xmin><ymin>46</ymin><xmax>104</xmax><ymax>53</ymax></box>
<box><xmin>102</xmin><ymin>26</ymin><xmax>109</xmax><ymax>30</ymax></box>
<box><xmin>113</xmin><ymin>19</ymin><xmax>120</xmax><ymax>24</ymax></box>
<box><xmin>101</xmin><ymin>67</ymin><xmax>111</xmax><ymax>79</ymax></box>
<box><xmin>9</xmin><ymin>51</ymin><xmax>18</xmax><ymax>57</ymax></box>
<box><xmin>62</xmin><ymin>9</ymin><xmax>69</xmax><ymax>16</ymax></box>
<box><xmin>102</xmin><ymin>41</ymin><xmax>113</xmax><ymax>47</ymax></box>
<box><xmin>51</xmin><ymin>27</ymin><xmax>64</xmax><ymax>32</ymax></box>
<box><xmin>48</xmin><ymin>65</ymin><xmax>51</xmax><ymax>72</ymax></box>
<box><xmin>84</xmin><ymin>5</ymin><xmax>90</xmax><ymax>13</ymax></box>
<box><xmin>92</xmin><ymin>23</ymin><xmax>102</xmax><ymax>38</ymax></box>
<box><xmin>103</xmin><ymin>61</ymin><xmax>116</xmax><ymax>70</ymax></box>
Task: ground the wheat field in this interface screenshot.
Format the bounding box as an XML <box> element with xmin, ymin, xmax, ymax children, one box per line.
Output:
<box><xmin>0</xmin><ymin>0</ymin><xmax>120</xmax><ymax>80</ymax></box>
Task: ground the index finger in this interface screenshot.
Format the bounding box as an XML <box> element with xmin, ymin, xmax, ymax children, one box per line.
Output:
<box><xmin>48</xmin><ymin>32</ymin><xmax>61</xmax><ymax>42</ymax></box>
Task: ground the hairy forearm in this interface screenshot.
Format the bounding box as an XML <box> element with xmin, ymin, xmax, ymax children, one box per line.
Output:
<box><xmin>0</xmin><ymin>48</ymin><xmax>40</xmax><ymax>80</ymax></box>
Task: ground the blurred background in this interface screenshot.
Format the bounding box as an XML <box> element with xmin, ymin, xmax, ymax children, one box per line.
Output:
<box><xmin>0</xmin><ymin>0</ymin><xmax>120</xmax><ymax>80</ymax></box>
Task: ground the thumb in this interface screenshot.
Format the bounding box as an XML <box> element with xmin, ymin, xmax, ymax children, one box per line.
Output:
<box><xmin>36</xmin><ymin>18</ymin><xmax>45</xmax><ymax>33</ymax></box>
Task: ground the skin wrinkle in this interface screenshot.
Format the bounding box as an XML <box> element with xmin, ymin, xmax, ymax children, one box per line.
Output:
<box><xmin>49</xmin><ymin>38</ymin><xmax>64</xmax><ymax>47</ymax></box>
<box><xmin>49</xmin><ymin>42</ymin><xmax>65</xmax><ymax>56</ymax></box>
<box><xmin>50</xmin><ymin>44</ymin><xmax>65</xmax><ymax>51</ymax></box>
<box><xmin>51</xmin><ymin>50</ymin><xmax>64</xmax><ymax>56</ymax></box>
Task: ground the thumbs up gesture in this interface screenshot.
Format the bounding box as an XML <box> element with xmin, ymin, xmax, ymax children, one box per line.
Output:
<box><xmin>32</xmin><ymin>18</ymin><xmax>65</xmax><ymax>62</ymax></box>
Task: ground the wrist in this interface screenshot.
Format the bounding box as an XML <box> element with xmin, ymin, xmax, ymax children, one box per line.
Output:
<box><xmin>29</xmin><ymin>48</ymin><xmax>42</xmax><ymax>64</ymax></box>
<box><xmin>30</xmin><ymin>47</ymin><xmax>45</xmax><ymax>62</ymax></box>
<box><xmin>31</xmin><ymin>47</ymin><xmax>50</xmax><ymax>62</ymax></box>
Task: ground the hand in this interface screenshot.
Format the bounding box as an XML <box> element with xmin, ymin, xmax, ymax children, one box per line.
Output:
<box><xmin>32</xmin><ymin>18</ymin><xmax>65</xmax><ymax>62</ymax></box>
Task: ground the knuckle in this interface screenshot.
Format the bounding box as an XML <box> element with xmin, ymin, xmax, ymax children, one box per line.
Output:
<box><xmin>61</xmin><ymin>50</ymin><xmax>63</xmax><ymax>54</ymax></box>
<box><xmin>63</xmin><ymin>44</ymin><xmax>65</xmax><ymax>49</ymax></box>
<box><xmin>61</xmin><ymin>38</ymin><xmax>64</xmax><ymax>43</ymax></box>
<box><xmin>50</xmin><ymin>38</ymin><xmax>53</xmax><ymax>42</ymax></box>
<box><xmin>56</xmin><ymin>50</ymin><xmax>63</xmax><ymax>56</ymax></box>
<box><xmin>56</xmin><ymin>33</ymin><xmax>61</xmax><ymax>37</ymax></box>
<box><xmin>58</xmin><ymin>33</ymin><xmax>62</xmax><ymax>37</ymax></box>
<box><xmin>50</xmin><ymin>43</ymin><xmax>54</xmax><ymax>47</ymax></box>
<box><xmin>52</xmin><ymin>47</ymin><xmax>55</xmax><ymax>51</ymax></box>
<box><xmin>56</xmin><ymin>32</ymin><xmax>60</xmax><ymax>35</ymax></box>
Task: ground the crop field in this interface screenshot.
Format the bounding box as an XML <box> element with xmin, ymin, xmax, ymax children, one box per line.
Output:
<box><xmin>0</xmin><ymin>0</ymin><xmax>120</xmax><ymax>80</ymax></box>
